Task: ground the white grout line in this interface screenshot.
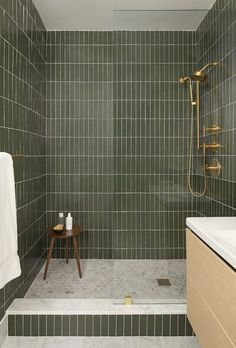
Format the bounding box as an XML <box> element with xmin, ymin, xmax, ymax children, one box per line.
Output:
<box><xmin>16</xmin><ymin>174</ymin><xmax>46</xmax><ymax>185</ymax></box>
<box><xmin>17</xmin><ymin>193</ymin><xmax>46</xmax><ymax>211</ymax></box>
<box><xmin>0</xmin><ymin>6</ymin><xmax>46</xmax><ymax>63</ymax></box>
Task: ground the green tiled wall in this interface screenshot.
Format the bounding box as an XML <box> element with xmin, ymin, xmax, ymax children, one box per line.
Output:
<box><xmin>0</xmin><ymin>0</ymin><xmax>46</xmax><ymax>321</ymax></box>
<box><xmin>113</xmin><ymin>31</ymin><xmax>197</xmax><ymax>259</ymax></box>
<box><xmin>195</xmin><ymin>0</ymin><xmax>236</xmax><ymax>217</ymax></box>
<box><xmin>8</xmin><ymin>313</ymin><xmax>194</xmax><ymax>337</ymax></box>
<box><xmin>46</xmin><ymin>31</ymin><xmax>113</xmax><ymax>258</ymax></box>
<box><xmin>46</xmin><ymin>31</ymin><xmax>197</xmax><ymax>259</ymax></box>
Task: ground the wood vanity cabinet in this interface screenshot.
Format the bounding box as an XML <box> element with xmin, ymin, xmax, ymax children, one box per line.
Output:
<box><xmin>186</xmin><ymin>228</ymin><xmax>236</xmax><ymax>348</ymax></box>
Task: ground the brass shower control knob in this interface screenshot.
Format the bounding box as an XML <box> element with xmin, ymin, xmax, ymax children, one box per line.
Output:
<box><xmin>205</xmin><ymin>160</ymin><xmax>222</xmax><ymax>177</ymax></box>
<box><xmin>200</xmin><ymin>142</ymin><xmax>221</xmax><ymax>152</ymax></box>
<box><xmin>206</xmin><ymin>125</ymin><xmax>222</xmax><ymax>134</ymax></box>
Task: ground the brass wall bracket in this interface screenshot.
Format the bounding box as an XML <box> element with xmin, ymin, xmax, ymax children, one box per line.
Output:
<box><xmin>205</xmin><ymin>160</ymin><xmax>222</xmax><ymax>177</ymax></box>
<box><xmin>179</xmin><ymin>76</ymin><xmax>189</xmax><ymax>85</ymax></box>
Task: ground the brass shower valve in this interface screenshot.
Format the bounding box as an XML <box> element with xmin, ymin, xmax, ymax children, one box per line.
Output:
<box><xmin>205</xmin><ymin>160</ymin><xmax>222</xmax><ymax>177</ymax></box>
<box><xmin>200</xmin><ymin>143</ymin><xmax>221</xmax><ymax>152</ymax></box>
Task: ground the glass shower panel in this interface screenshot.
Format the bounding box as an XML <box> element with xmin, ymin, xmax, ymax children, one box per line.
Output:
<box><xmin>112</xmin><ymin>10</ymin><xmax>208</xmax><ymax>304</ymax></box>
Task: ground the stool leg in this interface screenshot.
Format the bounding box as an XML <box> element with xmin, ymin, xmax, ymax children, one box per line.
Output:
<box><xmin>43</xmin><ymin>236</ymin><xmax>55</xmax><ymax>280</ymax></box>
<box><xmin>73</xmin><ymin>236</ymin><xmax>82</xmax><ymax>278</ymax></box>
<box><xmin>65</xmin><ymin>237</ymin><xmax>68</xmax><ymax>264</ymax></box>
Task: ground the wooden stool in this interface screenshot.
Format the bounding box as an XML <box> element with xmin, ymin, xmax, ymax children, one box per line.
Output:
<box><xmin>43</xmin><ymin>224</ymin><xmax>83</xmax><ymax>280</ymax></box>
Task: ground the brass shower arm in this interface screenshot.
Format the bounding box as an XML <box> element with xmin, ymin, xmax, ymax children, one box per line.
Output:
<box><xmin>200</xmin><ymin>62</ymin><xmax>219</xmax><ymax>72</ymax></box>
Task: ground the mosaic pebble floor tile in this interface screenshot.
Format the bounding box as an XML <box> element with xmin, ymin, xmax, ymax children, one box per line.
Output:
<box><xmin>25</xmin><ymin>259</ymin><xmax>186</xmax><ymax>302</ymax></box>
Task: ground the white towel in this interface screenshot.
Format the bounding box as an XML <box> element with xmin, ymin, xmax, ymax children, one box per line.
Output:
<box><xmin>0</xmin><ymin>152</ymin><xmax>21</xmax><ymax>288</ymax></box>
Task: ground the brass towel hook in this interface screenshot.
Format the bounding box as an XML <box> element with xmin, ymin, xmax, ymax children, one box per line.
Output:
<box><xmin>12</xmin><ymin>154</ymin><xmax>24</xmax><ymax>159</ymax></box>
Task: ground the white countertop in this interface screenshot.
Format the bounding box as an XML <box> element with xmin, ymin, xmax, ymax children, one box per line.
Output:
<box><xmin>186</xmin><ymin>217</ymin><xmax>236</xmax><ymax>270</ymax></box>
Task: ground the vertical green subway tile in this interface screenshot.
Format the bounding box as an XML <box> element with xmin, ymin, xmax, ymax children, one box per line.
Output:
<box><xmin>54</xmin><ymin>315</ymin><xmax>62</xmax><ymax>336</ymax></box>
<box><xmin>31</xmin><ymin>315</ymin><xmax>39</xmax><ymax>336</ymax></box>
<box><xmin>39</xmin><ymin>315</ymin><xmax>46</xmax><ymax>336</ymax></box>
<box><xmin>46</xmin><ymin>315</ymin><xmax>54</xmax><ymax>336</ymax></box>
<box><xmin>124</xmin><ymin>315</ymin><xmax>131</xmax><ymax>336</ymax></box>
<box><xmin>77</xmin><ymin>315</ymin><xmax>85</xmax><ymax>336</ymax></box>
<box><xmin>171</xmin><ymin>315</ymin><xmax>177</xmax><ymax>336</ymax></box>
<box><xmin>94</xmin><ymin>316</ymin><xmax>101</xmax><ymax>336</ymax></box>
<box><xmin>178</xmin><ymin>315</ymin><xmax>186</xmax><ymax>336</ymax></box>
<box><xmin>155</xmin><ymin>315</ymin><xmax>163</xmax><ymax>336</ymax></box>
<box><xmin>163</xmin><ymin>315</ymin><xmax>170</xmax><ymax>336</ymax></box>
<box><xmin>147</xmin><ymin>315</ymin><xmax>154</xmax><ymax>336</ymax></box>
<box><xmin>23</xmin><ymin>315</ymin><xmax>30</xmax><ymax>336</ymax></box>
<box><xmin>85</xmin><ymin>315</ymin><xmax>93</xmax><ymax>336</ymax></box>
<box><xmin>109</xmin><ymin>315</ymin><xmax>116</xmax><ymax>336</ymax></box>
<box><xmin>15</xmin><ymin>315</ymin><xmax>23</xmax><ymax>336</ymax></box>
<box><xmin>70</xmin><ymin>315</ymin><xmax>77</xmax><ymax>336</ymax></box>
<box><xmin>140</xmin><ymin>315</ymin><xmax>147</xmax><ymax>336</ymax></box>
<box><xmin>101</xmin><ymin>315</ymin><xmax>109</xmax><ymax>336</ymax></box>
<box><xmin>116</xmin><ymin>315</ymin><xmax>124</xmax><ymax>336</ymax></box>
<box><xmin>132</xmin><ymin>315</ymin><xmax>139</xmax><ymax>336</ymax></box>
<box><xmin>62</xmin><ymin>315</ymin><xmax>70</xmax><ymax>336</ymax></box>
<box><xmin>8</xmin><ymin>315</ymin><xmax>15</xmax><ymax>336</ymax></box>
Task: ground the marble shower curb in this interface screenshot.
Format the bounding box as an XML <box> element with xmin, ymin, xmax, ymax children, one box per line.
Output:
<box><xmin>7</xmin><ymin>299</ymin><xmax>187</xmax><ymax>315</ymax></box>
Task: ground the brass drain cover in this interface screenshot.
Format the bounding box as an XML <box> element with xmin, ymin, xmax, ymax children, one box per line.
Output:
<box><xmin>157</xmin><ymin>278</ymin><xmax>171</xmax><ymax>286</ymax></box>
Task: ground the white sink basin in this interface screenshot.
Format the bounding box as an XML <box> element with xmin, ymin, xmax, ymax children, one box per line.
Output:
<box><xmin>186</xmin><ymin>217</ymin><xmax>236</xmax><ymax>269</ymax></box>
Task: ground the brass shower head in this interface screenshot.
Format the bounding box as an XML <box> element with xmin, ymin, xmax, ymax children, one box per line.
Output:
<box><xmin>190</xmin><ymin>70</ymin><xmax>208</xmax><ymax>82</ymax></box>
<box><xmin>190</xmin><ymin>62</ymin><xmax>219</xmax><ymax>82</ymax></box>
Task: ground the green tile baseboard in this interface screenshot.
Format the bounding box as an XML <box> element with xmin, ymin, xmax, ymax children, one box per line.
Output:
<box><xmin>8</xmin><ymin>314</ymin><xmax>193</xmax><ymax>337</ymax></box>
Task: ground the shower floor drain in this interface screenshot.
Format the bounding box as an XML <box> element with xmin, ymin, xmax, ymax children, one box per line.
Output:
<box><xmin>157</xmin><ymin>278</ymin><xmax>171</xmax><ymax>286</ymax></box>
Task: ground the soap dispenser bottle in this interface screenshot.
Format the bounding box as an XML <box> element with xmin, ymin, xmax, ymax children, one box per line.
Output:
<box><xmin>66</xmin><ymin>212</ymin><xmax>73</xmax><ymax>230</ymax></box>
<box><xmin>58</xmin><ymin>212</ymin><xmax>65</xmax><ymax>227</ymax></box>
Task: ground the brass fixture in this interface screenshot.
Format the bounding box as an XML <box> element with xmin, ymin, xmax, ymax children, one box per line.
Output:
<box><xmin>200</xmin><ymin>142</ymin><xmax>221</xmax><ymax>152</ymax></box>
<box><xmin>179</xmin><ymin>76</ymin><xmax>190</xmax><ymax>85</ymax></box>
<box><xmin>12</xmin><ymin>154</ymin><xmax>24</xmax><ymax>159</ymax></box>
<box><xmin>196</xmin><ymin>81</ymin><xmax>200</xmax><ymax>149</ymax></box>
<box><xmin>124</xmin><ymin>294</ymin><xmax>132</xmax><ymax>305</ymax></box>
<box><xmin>179</xmin><ymin>62</ymin><xmax>220</xmax><ymax>197</ymax></box>
<box><xmin>190</xmin><ymin>62</ymin><xmax>219</xmax><ymax>82</ymax></box>
<box><xmin>205</xmin><ymin>160</ymin><xmax>222</xmax><ymax>177</ymax></box>
<box><xmin>179</xmin><ymin>62</ymin><xmax>219</xmax><ymax>85</ymax></box>
<box><xmin>206</xmin><ymin>125</ymin><xmax>222</xmax><ymax>134</ymax></box>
